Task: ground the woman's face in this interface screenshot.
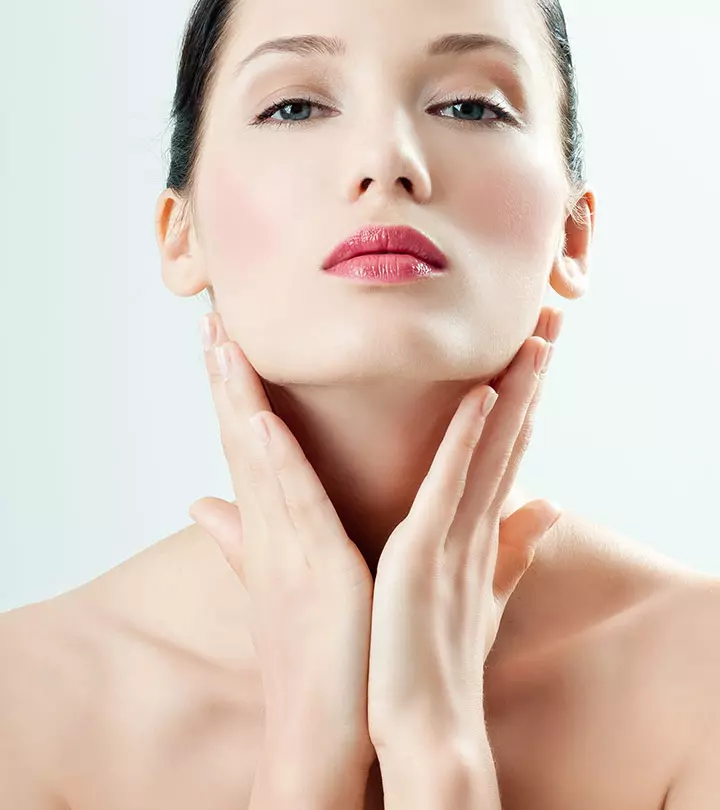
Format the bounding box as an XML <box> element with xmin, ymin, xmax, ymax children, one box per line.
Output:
<box><xmin>188</xmin><ymin>0</ymin><xmax>571</xmax><ymax>387</ymax></box>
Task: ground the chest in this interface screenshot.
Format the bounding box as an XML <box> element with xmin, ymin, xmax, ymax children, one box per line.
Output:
<box><xmin>63</xmin><ymin>642</ymin><xmax>673</xmax><ymax>810</ymax></box>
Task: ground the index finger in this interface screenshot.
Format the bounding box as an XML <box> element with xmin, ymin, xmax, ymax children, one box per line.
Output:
<box><xmin>200</xmin><ymin>314</ymin><xmax>274</xmax><ymax>530</ymax></box>
<box><xmin>491</xmin><ymin>308</ymin><xmax>563</xmax><ymax>514</ymax></box>
<box><xmin>203</xmin><ymin>314</ymin><xmax>270</xmax><ymax>416</ymax></box>
<box><xmin>460</xmin><ymin>336</ymin><xmax>550</xmax><ymax>524</ymax></box>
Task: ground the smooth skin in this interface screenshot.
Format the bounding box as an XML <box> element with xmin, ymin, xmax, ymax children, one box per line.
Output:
<box><xmin>3</xmin><ymin>0</ymin><xmax>720</xmax><ymax>805</ymax></box>
<box><xmin>190</xmin><ymin>308</ymin><xmax>560</xmax><ymax>808</ymax></box>
<box><xmin>3</xmin><ymin>309</ymin><xmax>720</xmax><ymax>809</ymax></box>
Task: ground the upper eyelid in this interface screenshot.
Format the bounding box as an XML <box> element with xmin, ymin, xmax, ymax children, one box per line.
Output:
<box><xmin>256</xmin><ymin>94</ymin><xmax>519</xmax><ymax>123</ymax></box>
<box><xmin>239</xmin><ymin>54</ymin><xmax>530</xmax><ymax>109</ymax></box>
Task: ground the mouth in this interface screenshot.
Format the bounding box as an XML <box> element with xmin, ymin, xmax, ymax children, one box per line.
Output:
<box><xmin>322</xmin><ymin>224</ymin><xmax>449</xmax><ymax>271</ymax></box>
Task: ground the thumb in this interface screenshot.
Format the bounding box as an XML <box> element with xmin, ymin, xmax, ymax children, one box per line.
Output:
<box><xmin>189</xmin><ymin>497</ymin><xmax>245</xmax><ymax>584</ymax></box>
<box><xmin>493</xmin><ymin>499</ymin><xmax>562</xmax><ymax>602</ymax></box>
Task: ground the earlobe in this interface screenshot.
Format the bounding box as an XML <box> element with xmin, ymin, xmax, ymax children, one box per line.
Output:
<box><xmin>549</xmin><ymin>187</ymin><xmax>596</xmax><ymax>300</ymax></box>
<box><xmin>155</xmin><ymin>189</ymin><xmax>208</xmax><ymax>298</ymax></box>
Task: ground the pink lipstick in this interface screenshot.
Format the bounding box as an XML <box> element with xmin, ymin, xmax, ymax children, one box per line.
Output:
<box><xmin>322</xmin><ymin>225</ymin><xmax>449</xmax><ymax>284</ymax></box>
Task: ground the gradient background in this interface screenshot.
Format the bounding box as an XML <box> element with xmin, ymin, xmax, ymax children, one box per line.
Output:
<box><xmin>2</xmin><ymin>0</ymin><xmax>719</xmax><ymax>612</ymax></box>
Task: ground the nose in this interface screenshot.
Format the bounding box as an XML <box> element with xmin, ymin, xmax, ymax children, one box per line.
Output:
<box><xmin>344</xmin><ymin>123</ymin><xmax>433</xmax><ymax>205</ymax></box>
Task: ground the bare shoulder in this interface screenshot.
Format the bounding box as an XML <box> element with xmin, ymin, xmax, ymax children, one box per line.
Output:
<box><xmin>485</xmin><ymin>513</ymin><xmax>720</xmax><ymax>809</ymax></box>
<box><xmin>569</xmin><ymin>525</ymin><xmax>720</xmax><ymax>700</ymax></box>
<box><xmin>0</xmin><ymin>598</ymin><xmax>85</xmax><ymax>809</ymax></box>
<box><xmin>0</xmin><ymin>524</ymin><xmax>262</xmax><ymax>809</ymax></box>
<box><xmin>576</xmin><ymin>534</ymin><xmax>720</xmax><ymax>785</ymax></box>
<box><xmin>649</xmin><ymin>570</ymin><xmax>720</xmax><ymax>724</ymax></box>
<box><xmin>640</xmin><ymin>572</ymin><xmax>720</xmax><ymax>808</ymax></box>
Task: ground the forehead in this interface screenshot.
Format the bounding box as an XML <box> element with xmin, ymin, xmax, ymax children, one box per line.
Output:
<box><xmin>221</xmin><ymin>0</ymin><xmax>551</xmax><ymax>86</ymax></box>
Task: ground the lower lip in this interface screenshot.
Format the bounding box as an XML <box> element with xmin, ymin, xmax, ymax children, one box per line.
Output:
<box><xmin>324</xmin><ymin>254</ymin><xmax>446</xmax><ymax>284</ymax></box>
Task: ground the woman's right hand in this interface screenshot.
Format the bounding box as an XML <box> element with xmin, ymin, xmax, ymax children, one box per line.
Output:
<box><xmin>188</xmin><ymin>312</ymin><xmax>376</xmax><ymax>803</ymax></box>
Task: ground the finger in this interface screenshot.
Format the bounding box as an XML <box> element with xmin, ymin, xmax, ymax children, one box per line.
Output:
<box><xmin>204</xmin><ymin>313</ymin><xmax>272</xmax><ymax>420</ymax></box>
<box><xmin>486</xmin><ymin>306</ymin><xmax>556</xmax><ymax>391</ymax></box>
<box><xmin>219</xmin><ymin>342</ymin><xmax>310</xmax><ymax>574</ymax></box>
<box><xmin>395</xmin><ymin>308</ymin><xmax>558</xmax><ymax>560</ymax></box>
<box><xmin>493</xmin><ymin>499</ymin><xmax>562</xmax><ymax>603</ymax></box>
<box><xmin>254</xmin><ymin>411</ymin><xmax>359</xmax><ymax>574</ymax></box>
<box><xmin>206</xmin><ymin>314</ymin><xmax>359</xmax><ymax>577</ymax></box>
<box><xmin>201</xmin><ymin>314</ymin><xmax>304</xmax><ymax>573</ymax></box>
<box><xmin>453</xmin><ymin>335</ymin><xmax>549</xmax><ymax>546</ymax></box>
<box><xmin>399</xmin><ymin>383</ymin><xmax>496</xmax><ymax>558</ymax></box>
<box><xmin>445</xmin><ymin>308</ymin><xmax>559</xmax><ymax>573</ymax></box>
<box><xmin>201</xmin><ymin>315</ymin><xmax>262</xmax><ymax>536</ymax></box>
<box><xmin>490</xmin><ymin>308</ymin><xmax>563</xmax><ymax>517</ymax></box>
<box><xmin>189</xmin><ymin>496</ymin><xmax>246</xmax><ymax>585</ymax></box>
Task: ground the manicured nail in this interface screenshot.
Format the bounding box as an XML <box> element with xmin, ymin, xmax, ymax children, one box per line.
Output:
<box><xmin>201</xmin><ymin>315</ymin><xmax>215</xmax><ymax>351</ymax></box>
<box><xmin>480</xmin><ymin>390</ymin><xmax>498</xmax><ymax>419</ymax></box>
<box><xmin>542</xmin><ymin>343</ymin><xmax>555</xmax><ymax>374</ymax></box>
<box><xmin>549</xmin><ymin>310</ymin><xmax>564</xmax><ymax>344</ymax></box>
<box><xmin>215</xmin><ymin>345</ymin><xmax>230</xmax><ymax>382</ymax></box>
<box><xmin>534</xmin><ymin>341</ymin><xmax>553</xmax><ymax>377</ymax></box>
<box><xmin>546</xmin><ymin>501</ymin><xmax>563</xmax><ymax>530</ymax></box>
<box><xmin>249</xmin><ymin>414</ymin><xmax>270</xmax><ymax>447</ymax></box>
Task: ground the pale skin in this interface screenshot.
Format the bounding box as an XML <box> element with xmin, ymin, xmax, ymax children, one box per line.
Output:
<box><xmin>193</xmin><ymin>307</ymin><xmax>562</xmax><ymax>810</ymax></box>
<box><xmin>2</xmin><ymin>0</ymin><xmax>720</xmax><ymax>806</ymax></box>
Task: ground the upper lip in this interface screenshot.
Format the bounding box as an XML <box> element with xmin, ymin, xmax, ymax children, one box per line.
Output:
<box><xmin>322</xmin><ymin>225</ymin><xmax>448</xmax><ymax>270</ymax></box>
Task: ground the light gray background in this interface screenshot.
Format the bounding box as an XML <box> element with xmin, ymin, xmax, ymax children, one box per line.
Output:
<box><xmin>1</xmin><ymin>1</ymin><xmax>719</xmax><ymax>613</ymax></box>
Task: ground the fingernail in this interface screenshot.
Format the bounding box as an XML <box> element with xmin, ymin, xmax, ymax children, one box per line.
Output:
<box><xmin>549</xmin><ymin>310</ymin><xmax>564</xmax><ymax>344</ymax></box>
<box><xmin>249</xmin><ymin>414</ymin><xmax>270</xmax><ymax>447</ymax></box>
<box><xmin>480</xmin><ymin>390</ymin><xmax>498</xmax><ymax>419</ymax></box>
<box><xmin>201</xmin><ymin>315</ymin><xmax>215</xmax><ymax>351</ymax></box>
<box><xmin>534</xmin><ymin>341</ymin><xmax>552</xmax><ymax>376</ymax></box>
<box><xmin>542</xmin><ymin>343</ymin><xmax>555</xmax><ymax>374</ymax></box>
<box><xmin>215</xmin><ymin>345</ymin><xmax>230</xmax><ymax>382</ymax></box>
<box><xmin>547</xmin><ymin>501</ymin><xmax>563</xmax><ymax>529</ymax></box>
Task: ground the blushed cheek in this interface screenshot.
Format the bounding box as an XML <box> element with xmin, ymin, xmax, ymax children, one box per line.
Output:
<box><xmin>455</xmin><ymin>141</ymin><xmax>565</xmax><ymax>261</ymax></box>
<box><xmin>197</xmin><ymin>164</ymin><xmax>275</xmax><ymax>276</ymax></box>
<box><xmin>196</xmin><ymin>148</ymin><xmax>329</xmax><ymax>306</ymax></box>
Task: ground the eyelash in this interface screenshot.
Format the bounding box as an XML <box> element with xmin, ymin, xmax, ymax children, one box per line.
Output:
<box><xmin>251</xmin><ymin>94</ymin><xmax>517</xmax><ymax>130</ymax></box>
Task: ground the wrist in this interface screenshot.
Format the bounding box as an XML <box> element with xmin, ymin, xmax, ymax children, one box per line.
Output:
<box><xmin>251</xmin><ymin>740</ymin><xmax>373</xmax><ymax>810</ymax></box>
<box><xmin>377</xmin><ymin>730</ymin><xmax>501</xmax><ymax>810</ymax></box>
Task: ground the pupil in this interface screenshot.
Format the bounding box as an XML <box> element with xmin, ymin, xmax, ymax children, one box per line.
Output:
<box><xmin>283</xmin><ymin>102</ymin><xmax>309</xmax><ymax>120</ymax></box>
<box><xmin>457</xmin><ymin>102</ymin><xmax>483</xmax><ymax>120</ymax></box>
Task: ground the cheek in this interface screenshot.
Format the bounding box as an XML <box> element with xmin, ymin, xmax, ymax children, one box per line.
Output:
<box><xmin>197</xmin><ymin>164</ymin><xmax>276</xmax><ymax>275</ymax></box>
<box><xmin>453</xmin><ymin>138</ymin><xmax>565</xmax><ymax>260</ymax></box>
<box><xmin>197</xmin><ymin>148</ymin><xmax>316</xmax><ymax>288</ymax></box>
<box><xmin>194</xmin><ymin>153</ymin><xmax>319</xmax><ymax>349</ymax></box>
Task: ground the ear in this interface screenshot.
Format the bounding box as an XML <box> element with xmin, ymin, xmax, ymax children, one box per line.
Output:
<box><xmin>549</xmin><ymin>187</ymin><xmax>596</xmax><ymax>300</ymax></box>
<box><xmin>155</xmin><ymin>189</ymin><xmax>209</xmax><ymax>298</ymax></box>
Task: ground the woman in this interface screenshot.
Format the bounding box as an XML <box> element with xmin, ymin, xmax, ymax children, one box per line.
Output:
<box><xmin>2</xmin><ymin>0</ymin><xmax>719</xmax><ymax>807</ymax></box>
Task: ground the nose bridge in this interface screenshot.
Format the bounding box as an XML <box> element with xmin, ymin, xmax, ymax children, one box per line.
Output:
<box><xmin>342</xmin><ymin>75</ymin><xmax>433</xmax><ymax>203</ymax></box>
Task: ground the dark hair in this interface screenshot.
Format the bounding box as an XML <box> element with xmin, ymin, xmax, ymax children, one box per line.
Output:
<box><xmin>166</xmin><ymin>0</ymin><xmax>586</xmax><ymax>216</ymax></box>
<box><xmin>536</xmin><ymin>1</ymin><xmax>586</xmax><ymax>200</ymax></box>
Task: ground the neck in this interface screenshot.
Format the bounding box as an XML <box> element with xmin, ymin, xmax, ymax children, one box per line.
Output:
<box><xmin>262</xmin><ymin>376</ymin><xmax>545</xmax><ymax>576</ymax></box>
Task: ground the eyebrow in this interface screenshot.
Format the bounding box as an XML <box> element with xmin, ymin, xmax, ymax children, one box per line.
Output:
<box><xmin>233</xmin><ymin>32</ymin><xmax>527</xmax><ymax>77</ymax></box>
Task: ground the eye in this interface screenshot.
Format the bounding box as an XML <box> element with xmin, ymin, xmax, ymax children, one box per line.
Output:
<box><xmin>253</xmin><ymin>97</ymin><xmax>331</xmax><ymax>127</ymax></box>
<box><xmin>251</xmin><ymin>94</ymin><xmax>517</xmax><ymax>128</ymax></box>
<box><xmin>431</xmin><ymin>95</ymin><xmax>514</xmax><ymax>125</ymax></box>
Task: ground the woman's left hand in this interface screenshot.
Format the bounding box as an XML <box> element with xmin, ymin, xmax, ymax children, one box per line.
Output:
<box><xmin>367</xmin><ymin>309</ymin><xmax>563</xmax><ymax>752</ymax></box>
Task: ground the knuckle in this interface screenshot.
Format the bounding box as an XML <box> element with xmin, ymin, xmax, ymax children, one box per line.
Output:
<box><xmin>459</xmin><ymin>429</ymin><xmax>482</xmax><ymax>456</ymax></box>
<box><xmin>219</xmin><ymin>428</ymin><xmax>243</xmax><ymax>465</ymax></box>
<box><xmin>455</xmin><ymin>469</ymin><xmax>470</xmax><ymax>495</ymax></box>
<box><xmin>219</xmin><ymin>436</ymin><xmax>235</xmax><ymax>466</ymax></box>
<box><xmin>515</xmin><ymin>423</ymin><xmax>533</xmax><ymax>457</ymax></box>
<box><xmin>246</xmin><ymin>453</ymin><xmax>266</xmax><ymax>488</ymax></box>
<box><xmin>517</xmin><ymin>405</ymin><xmax>536</xmax><ymax>448</ymax></box>
<box><xmin>444</xmin><ymin>464</ymin><xmax>469</xmax><ymax>500</ymax></box>
<box><xmin>285</xmin><ymin>487</ymin><xmax>331</xmax><ymax>523</ymax></box>
<box><xmin>271</xmin><ymin>437</ymin><xmax>295</xmax><ymax>476</ymax></box>
<box><xmin>207</xmin><ymin>366</ymin><xmax>225</xmax><ymax>385</ymax></box>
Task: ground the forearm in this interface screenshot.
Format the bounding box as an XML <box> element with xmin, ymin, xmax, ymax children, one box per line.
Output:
<box><xmin>249</xmin><ymin>742</ymin><xmax>372</xmax><ymax>810</ymax></box>
<box><xmin>377</xmin><ymin>727</ymin><xmax>502</xmax><ymax>810</ymax></box>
